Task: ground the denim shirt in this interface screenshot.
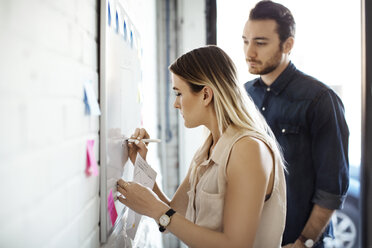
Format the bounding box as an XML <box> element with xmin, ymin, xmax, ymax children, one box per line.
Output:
<box><xmin>244</xmin><ymin>62</ymin><xmax>349</xmax><ymax>246</ymax></box>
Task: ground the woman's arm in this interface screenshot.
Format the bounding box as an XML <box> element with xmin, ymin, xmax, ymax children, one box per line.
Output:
<box><xmin>118</xmin><ymin>136</ymin><xmax>274</xmax><ymax>248</ymax></box>
<box><xmin>152</xmin><ymin>167</ymin><xmax>190</xmax><ymax>216</ymax></box>
<box><xmin>127</xmin><ymin>127</ymin><xmax>191</xmax><ymax>215</ymax></box>
<box><xmin>165</xmin><ymin>136</ymin><xmax>274</xmax><ymax>248</ymax></box>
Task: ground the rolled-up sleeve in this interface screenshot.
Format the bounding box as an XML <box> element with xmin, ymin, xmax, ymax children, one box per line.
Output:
<box><xmin>309</xmin><ymin>89</ymin><xmax>349</xmax><ymax>210</ymax></box>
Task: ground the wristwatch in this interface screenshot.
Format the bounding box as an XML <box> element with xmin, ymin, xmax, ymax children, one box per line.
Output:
<box><xmin>158</xmin><ymin>208</ymin><xmax>176</xmax><ymax>232</ymax></box>
<box><xmin>299</xmin><ymin>234</ymin><xmax>314</xmax><ymax>248</ymax></box>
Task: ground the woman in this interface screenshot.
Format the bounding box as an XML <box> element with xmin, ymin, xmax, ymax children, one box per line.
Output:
<box><xmin>117</xmin><ymin>45</ymin><xmax>286</xmax><ymax>247</ymax></box>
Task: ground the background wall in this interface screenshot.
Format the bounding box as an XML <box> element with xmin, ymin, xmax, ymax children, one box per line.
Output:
<box><xmin>0</xmin><ymin>0</ymin><xmax>206</xmax><ymax>247</ymax></box>
<box><xmin>0</xmin><ymin>0</ymin><xmax>101</xmax><ymax>247</ymax></box>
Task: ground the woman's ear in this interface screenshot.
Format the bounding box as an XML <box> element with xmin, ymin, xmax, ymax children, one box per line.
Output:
<box><xmin>202</xmin><ymin>86</ymin><xmax>214</xmax><ymax>106</ymax></box>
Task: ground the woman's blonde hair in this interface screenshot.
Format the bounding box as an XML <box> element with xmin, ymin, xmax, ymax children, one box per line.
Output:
<box><xmin>169</xmin><ymin>45</ymin><xmax>284</xmax><ymax>165</ymax></box>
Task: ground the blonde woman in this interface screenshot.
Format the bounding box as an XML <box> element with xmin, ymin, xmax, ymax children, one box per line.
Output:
<box><xmin>117</xmin><ymin>45</ymin><xmax>286</xmax><ymax>247</ymax></box>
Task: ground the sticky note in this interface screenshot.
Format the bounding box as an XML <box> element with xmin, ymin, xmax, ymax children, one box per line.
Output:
<box><xmin>108</xmin><ymin>189</ymin><xmax>118</xmax><ymax>226</ymax></box>
<box><xmin>123</xmin><ymin>20</ymin><xmax>127</xmax><ymax>40</ymax></box>
<box><xmin>83</xmin><ymin>81</ymin><xmax>101</xmax><ymax>116</ymax></box>
<box><xmin>108</xmin><ymin>2</ymin><xmax>111</xmax><ymax>26</ymax></box>
<box><xmin>115</xmin><ymin>11</ymin><xmax>119</xmax><ymax>33</ymax></box>
<box><xmin>86</xmin><ymin>139</ymin><xmax>99</xmax><ymax>177</ymax></box>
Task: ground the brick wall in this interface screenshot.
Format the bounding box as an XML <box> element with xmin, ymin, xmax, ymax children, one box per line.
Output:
<box><xmin>0</xmin><ymin>0</ymin><xmax>100</xmax><ymax>247</ymax></box>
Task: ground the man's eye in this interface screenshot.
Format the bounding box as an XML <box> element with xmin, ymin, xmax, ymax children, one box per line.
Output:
<box><xmin>174</xmin><ymin>92</ymin><xmax>181</xmax><ymax>96</ymax></box>
<box><xmin>257</xmin><ymin>42</ymin><xmax>267</xmax><ymax>46</ymax></box>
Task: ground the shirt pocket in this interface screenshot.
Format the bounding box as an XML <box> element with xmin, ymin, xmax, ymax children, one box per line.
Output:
<box><xmin>279</xmin><ymin>123</ymin><xmax>300</xmax><ymax>136</ymax></box>
<box><xmin>185</xmin><ymin>189</ymin><xmax>196</xmax><ymax>222</ymax></box>
<box><xmin>195</xmin><ymin>190</ymin><xmax>224</xmax><ymax>231</ymax></box>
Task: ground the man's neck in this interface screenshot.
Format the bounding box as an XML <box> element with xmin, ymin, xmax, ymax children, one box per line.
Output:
<box><xmin>261</xmin><ymin>59</ymin><xmax>290</xmax><ymax>86</ymax></box>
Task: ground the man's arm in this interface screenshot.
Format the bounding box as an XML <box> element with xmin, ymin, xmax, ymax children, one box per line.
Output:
<box><xmin>288</xmin><ymin>204</ymin><xmax>334</xmax><ymax>248</ymax></box>
<box><xmin>284</xmin><ymin>90</ymin><xmax>348</xmax><ymax>248</ymax></box>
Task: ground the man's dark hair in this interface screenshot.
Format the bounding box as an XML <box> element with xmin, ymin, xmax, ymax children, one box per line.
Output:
<box><xmin>249</xmin><ymin>0</ymin><xmax>295</xmax><ymax>44</ymax></box>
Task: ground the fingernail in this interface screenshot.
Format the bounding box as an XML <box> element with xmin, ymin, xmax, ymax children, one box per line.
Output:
<box><xmin>135</xmin><ymin>140</ymin><xmax>139</xmax><ymax>145</ymax></box>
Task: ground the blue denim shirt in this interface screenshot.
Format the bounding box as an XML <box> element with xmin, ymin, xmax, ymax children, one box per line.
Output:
<box><xmin>244</xmin><ymin>62</ymin><xmax>349</xmax><ymax>246</ymax></box>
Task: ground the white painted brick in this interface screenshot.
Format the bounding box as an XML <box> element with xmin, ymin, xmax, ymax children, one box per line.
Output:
<box><xmin>82</xmin><ymin>31</ymin><xmax>98</xmax><ymax>69</ymax></box>
<box><xmin>62</xmin><ymin>100</ymin><xmax>88</xmax><ymax>139</ymax></box>
<box><xmin>0</xmin><ymin>214</ymin><xmax>28</xmax><ymax>248</ymax></box>
<box><xmin>47</xmin><ymin>218</ymin><xmax>80</xmax><ymax>248</ymax></box>
<box><xmin>46</xmin><ymin>140</ymin><xmax>86</xmax><ymax>189</ymax></box>
<box><xmin>77</xmin><ymin>196</ymin><xmax>100</xmax><ymax>244</ymax></box>
<box><xmin>78</xmin><ymin>168</ymin><xmax>100</xmax><ymax>205</ymax></box>
<box><xmin>0</xmin><ymin>37</ymin><xmax>35</xmax><ymax>95</ymax></box>
<box><xmin>25</xmin><ymin>98</ymin><xmax>64</xmax><ymax>149</ymax></box>
<box><xmin>68</xmin><ymin>23</ymin><xmax>84</xmax><ymax>62</ymax></box>
<box><xmin>0</xmin><ymin>97</ymin><xmax>24</xmax><ymax>159</ymax></box>
<box><xmin>82</xmin><ymin>226</ymin><xmax>100</xmax><ymax>248</ymax></box>
<box><xmin>6</xmin><ymin>0</ymin><xmax>70</xmax><ymax>56</ymax></box>
<box><xmin>42</xmin><ymin>0</ymin><xmax>78</xmax><ymax>18</ymax></box>
<box><xmin>77</xmin><ymin>0</ymin><xmax>98</xmax><ymax>38</ymax></box>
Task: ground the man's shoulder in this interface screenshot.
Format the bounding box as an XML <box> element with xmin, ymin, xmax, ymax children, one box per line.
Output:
<box><xmin>288</xmin><ymin>69</ymin><xmax>332</xmax><ymax>98</ymax></box>
<box><xmin>244</xmin><ymin>78</ymin><xmax>260</xmax><ymax>92</ymax></box>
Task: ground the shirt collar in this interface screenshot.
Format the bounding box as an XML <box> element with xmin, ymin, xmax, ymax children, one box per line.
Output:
<box><xmin>194</xmin><ymin>125</ymin><xmax>238</xmax><ymax>166</ymax></box>
<box><xmin>194</xmin><ymin>134</ymin><xmax>213</xmax><ymax>165</ymax></box>
<box><xmin>210</xmin><ymin>125</ymin><xmax>239</xmax><ymax>166</ymax></box>
<box><xmin>253</xmin><ymin>62</ymin><xmax>296</xmax><ymax>95</ymax></box>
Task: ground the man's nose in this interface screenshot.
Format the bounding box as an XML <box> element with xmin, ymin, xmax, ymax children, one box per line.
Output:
<box><xmin>245</xmin><ymin>43</ymin><xmax>256</xmax><ymax>59</ymax></box>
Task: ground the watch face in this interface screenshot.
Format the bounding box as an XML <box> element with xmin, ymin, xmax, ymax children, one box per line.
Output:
<box><xmin>159</xmin><ymin>215</ymin><xmax>170</xmax><ymax>226</ymax></box>
<box><xmin>304</xmin><ymin>239</ymin><xmax>314</xmax><ymax>247</ymax></box>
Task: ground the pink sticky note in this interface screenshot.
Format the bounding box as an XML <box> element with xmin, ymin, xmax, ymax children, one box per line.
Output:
<box><xmin>108</xmin><ymin>189</ymin><xmax>118</xmax><ymax>226</ymax></box>
<box><xmin>86</xmin><ymin>139</ymin><xmax>99</xmax><ymax>176</ymax></box>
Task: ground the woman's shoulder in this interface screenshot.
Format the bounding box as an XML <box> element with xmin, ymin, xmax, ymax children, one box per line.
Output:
<box><xmin>228</xmin><ymin>135</ymin><xmax>274</xmax><ymax>174</ymax></box>
<box><xmin>232</xmin><ymin>135</ymin><xmax>271</xmax><ymax>157</ymax></box>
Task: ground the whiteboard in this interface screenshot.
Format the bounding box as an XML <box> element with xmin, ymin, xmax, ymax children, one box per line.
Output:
<box><xmin>99</xmin><ymin>0</ymin><xmax>143</xmax><ymax>243</ymax></box>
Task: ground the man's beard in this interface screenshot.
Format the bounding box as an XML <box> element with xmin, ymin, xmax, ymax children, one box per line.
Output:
<box><xmin>248</xmin><ymin>46</ymin><xmax>283</xmax><ymax>75</ymax></box>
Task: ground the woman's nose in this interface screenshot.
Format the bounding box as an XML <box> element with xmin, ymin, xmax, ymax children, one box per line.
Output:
<box><xmin>173</xmin><ymin>98</ymin><xmax>180</xmax><ymax>109</ymax></box>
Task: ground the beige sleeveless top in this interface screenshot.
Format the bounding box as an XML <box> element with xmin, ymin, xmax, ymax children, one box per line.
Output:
<box><xmin>185</xmin><ymin>125</ymin><xmax>286</xmax><ymax>248</ymax></box>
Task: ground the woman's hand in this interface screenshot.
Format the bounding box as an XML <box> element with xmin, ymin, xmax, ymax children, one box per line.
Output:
<box><xmin>117</xmin><ymin>179</ymin><xmax>169</xmax><ymax>219</ymax></box>
<box><xmin>128</xmin><ymin>128</ymin><xmax>150</xmax><ymax>164</ymax></box>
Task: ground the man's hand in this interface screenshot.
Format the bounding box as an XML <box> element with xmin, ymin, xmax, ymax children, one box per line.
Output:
<box><xmin>282</xmin><ymin>244</ymin><xmax>293</xmax><ymax>248</ymax></box>
<box><xmin>282</xmin><ymin>240</ymin><xmax>306</xmax><ymax>248</ymax></box>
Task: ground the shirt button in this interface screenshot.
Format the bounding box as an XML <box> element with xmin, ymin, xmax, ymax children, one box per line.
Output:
<box><xmin>267</xmin><ymin>87</ymin><xmax>271</xmax><ymax>92</ymax></box>
<box><xmin>282</xmin><ymin>129</ymin><xmax>286</xmax><ymax>133</ymax></box>
<box><xmin>262</xmin><ymin>107</ymin><xmax>266</xmax><ymax>111</ymax></box>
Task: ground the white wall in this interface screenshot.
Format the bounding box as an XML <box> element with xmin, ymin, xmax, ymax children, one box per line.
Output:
<box><xmin>0</xmin><ymin>0</ymin><xmax>161</xmax><ymax>247</ymax></box>
<box><xmin>0</xmin><ymin>0</ymin><xmax>100</xmax><ymax>247</ymax></box>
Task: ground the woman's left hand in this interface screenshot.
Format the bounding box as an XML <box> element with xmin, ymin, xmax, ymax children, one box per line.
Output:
<box><xmin>117</xmin><ymin>179</ymin><xmax>168</xmax><ymax>219</ymax></box>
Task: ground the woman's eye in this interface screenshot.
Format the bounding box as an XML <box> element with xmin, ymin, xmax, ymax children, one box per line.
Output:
<box><xmin>174</xmin><ymin>92</ymin><xmax>181</xmax><ymax>96</ymax></box>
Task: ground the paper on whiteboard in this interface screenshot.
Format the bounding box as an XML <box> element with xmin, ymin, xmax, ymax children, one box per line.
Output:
<box><xmin>126</xmin><ymin>153</ymin><xmax>157</xmax><ymax>239</ymax></box>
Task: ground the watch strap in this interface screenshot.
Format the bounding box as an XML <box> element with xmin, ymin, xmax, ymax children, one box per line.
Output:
<box><xmin>158</xmin><ymin>208</ymin><xmax>176</xmax><ymax>232</ymax></box>
<box><xmin>165</xmin><ymin>208</ymin><xmax>176</xmax><ymax>217</ymax></box>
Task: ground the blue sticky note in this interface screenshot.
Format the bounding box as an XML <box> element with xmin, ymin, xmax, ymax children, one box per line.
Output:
<box><xmin>83</xmin><ymin>81</ymin><xmax>101</xmax><ymax>116</ymax></box>
<box><xmin>108</xmin><ymin>2</ymin><xmax>111</xmax><ymax>26</ymax></box>
<box><xmin>130</xmin><ymin>31</ymin><xmax>133</xmax><ymax>48</ymax></box>
<box><xmin>123</xmin><ymin>20</ymin><xmax>127</xmax><ymax>41</ymax></box>
<box><xmin>115</xmin><ymin>11</ymin><xmax>119</xmax><ymax>33</ymax></box>
<box><xmin>84</xmin><ymin>90</ymin><xmax>90</xmax><ymax>114</ymax></box>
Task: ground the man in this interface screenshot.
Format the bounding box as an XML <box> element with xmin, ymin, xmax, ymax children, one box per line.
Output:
<box><xmin>243</xmin><ymin>1</ymin><xmax>349</xmax><ymax>247</ymax></box>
